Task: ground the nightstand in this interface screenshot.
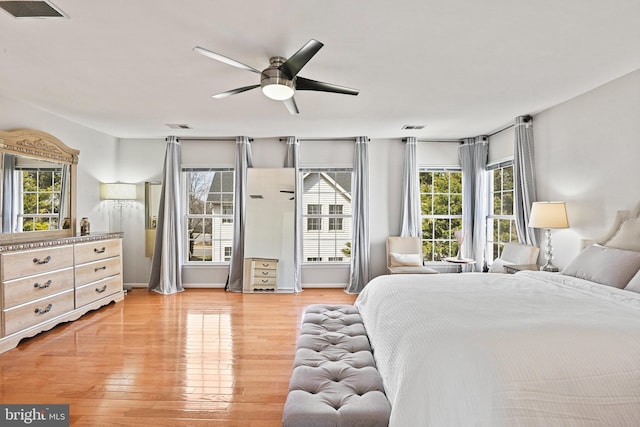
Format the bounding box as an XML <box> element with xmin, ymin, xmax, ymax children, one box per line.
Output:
<box><xmin>503</xmin><ymin>264</ymin><xmax>539</xmax><ymax>274</ymax></box>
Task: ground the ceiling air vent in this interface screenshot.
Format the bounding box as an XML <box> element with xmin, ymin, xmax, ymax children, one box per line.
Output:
<box><xmin>0</xmin><ymin>1</ymin><xmax>67</xmax><ymax>18</ymax></box>
<box><xmin>402</xmin><ymin>125</ymin><xmax>425</xmax><ymax>130</ymax></box>
<box><xmin>166</xmin><ymin>124</ymin><xmax>192</xmax><ymax>129</ymax></box>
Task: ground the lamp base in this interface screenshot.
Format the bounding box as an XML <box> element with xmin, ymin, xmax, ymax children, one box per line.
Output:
<box><xmin>539</xmin><ymin>262</ymin><xmax>559</xmax><ymax>272</ymax></box>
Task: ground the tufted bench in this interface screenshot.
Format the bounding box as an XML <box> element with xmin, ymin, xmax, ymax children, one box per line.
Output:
<box><xmin>282</xmin><ymin>304</ymin><xmax>391</xmax><ymax>427</ymax></box>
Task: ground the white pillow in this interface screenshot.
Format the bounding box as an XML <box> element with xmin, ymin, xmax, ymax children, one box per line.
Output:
<box><xmin>561</xmin><ymin>244</ymin><xmax>640</xmax><ymax>289</ymax></box>
<box><xmin>390</xmin><ymin>252</ymin><xmax>421</xmax><ymax>267</ymax></box>
<box><xmin>488</xmin><ymin>258</ymin><xmax>512</xmax><ymax>273</ymax></box>
<box><xmin>624</xmin><ymin>270</ymin><xmax>640</xmax><ymax>293</ymax></box>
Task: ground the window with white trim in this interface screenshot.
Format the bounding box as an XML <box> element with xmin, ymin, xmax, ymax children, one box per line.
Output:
<box><xmin>18</xmin><ymin>167</ymin><xmax>64</xmax><ymax>232</ymax></box>
<box><xmin>302</xmin><ymin>169</ymin><xmax>352</xmax><ymax>263</ymax></box>
<box><xmin>420</xmin><ymin>169</ymin><xmax>463</xmax><ymax>261</ymax></box>
<box><xmin>184</xmin><ymin>168</ymin><xmax>234</xmax><ymax>263</ymax></box>
<box><xmin>486</xmin><ymin>161</ymin><xmax>517</xmax><ymax>261</ymax></box>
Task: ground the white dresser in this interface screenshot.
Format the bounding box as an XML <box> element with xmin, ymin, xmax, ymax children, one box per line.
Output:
<box><xmin>0</xmin><ymin>233</ymin><xmax>124</xmax><ymax>354</ymax></box>
<box><xmin>243</xmin><ymin>257</ymin><xmax>278</xmax><ymax>292</ymax></box>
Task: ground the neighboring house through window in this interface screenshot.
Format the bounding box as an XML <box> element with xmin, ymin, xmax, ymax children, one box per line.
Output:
<box><xmin>184</xmin><ymin>168</ymin><xmax>234</xmax><ymax>263</ymax></box>
<box><xmin>302</xmin><ymin>170</ymin><xmax>352</xmax><ymax>263</ymax></box>
<box><xmin>486</xmin><ymin>161</ymin><xmax>517</xmax><ymax>261</ymax></box>
<box><xmin>419</xmin><ymin>169</ymin><xmax>463</xmax><ymax>261</ymax></box>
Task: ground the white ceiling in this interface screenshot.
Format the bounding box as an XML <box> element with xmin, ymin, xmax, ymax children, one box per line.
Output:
<box><xmin>1</xmin><ymin>0</ymin><xmax>639</xmax><ymax>139</ymax></box>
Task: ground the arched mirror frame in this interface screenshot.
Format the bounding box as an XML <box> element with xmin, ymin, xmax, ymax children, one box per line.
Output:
<box><xmin>0</xmin><ymin>129</ymin><xmax>79</xmax><ymax>243</ymax></box>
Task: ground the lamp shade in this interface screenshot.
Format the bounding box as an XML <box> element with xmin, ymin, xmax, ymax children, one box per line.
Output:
<box><xmin>528</xmin><ymin>201</ymin><xmax>569</xmax><ymax>229</ymax></box>
<box><xmin>100</xmin><ymin>183</ymin><xmax>136</xmax><ymax>200</ymax></box>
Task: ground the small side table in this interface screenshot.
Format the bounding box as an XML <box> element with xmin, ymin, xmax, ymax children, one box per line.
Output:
<box><xmin>503</xmin><ymin>264</ymin><xmax>539</xmax><ymax>274</ymax></box>
<box><xmin>444</xmin><ymin>257</ymin><xmax>476</xmax><ymax>272</ymax></box>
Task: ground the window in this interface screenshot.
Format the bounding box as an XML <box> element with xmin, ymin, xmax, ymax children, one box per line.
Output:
<box><xmin>302</xmin><ymin>170</ymin><xmax>352</xmax><ymax>263</ymax></box>
<box><xmin>487</xmin><ymin>162</ymin><xmax>517</xmax><ymax>260</ymax></box>
<box><xmin>184</xmin><ymin>168</ymin><xmax>234</xmax><ymax>262</ymax></box>
<box><xmin>420</xmin><ymin>169</ymin><xmax>463</xmax><ymax>261</ymax></box>
<box><xmin>222</xmin><ymin>205</ymin><xmax>233</xmax><ymax>224</ymax></box>
<box><xmin>19</xmin><ymin>167</ymin><xmax>64</xmax><ymax>232</ymax></box>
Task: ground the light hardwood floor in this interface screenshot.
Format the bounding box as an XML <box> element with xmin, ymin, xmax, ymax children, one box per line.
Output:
<box><xmin>0</xmin><ymin>288</ymin><xmax>357</xmax><ymax>426</ymax></box>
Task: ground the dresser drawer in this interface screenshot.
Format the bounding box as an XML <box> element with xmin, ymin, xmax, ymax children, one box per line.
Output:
<box><xmin>252</xmin><ymin>268</ymin><xmax>277</xmax><ymax>279</ymax></box>
<box><xmin>75</xmin><ymin>276</ymin><xmax>122</xmax><ymax>308</ymax></box>
<box><xmin>251</xmin><ymin>277</ymin><xmax>277</xmax><ymax>287</ymax></box>
<box><xmin>3</xmin><ymin>290</ymin><xmax>75</xmax><ymax>336</ymax></box>
<box><xmin>2</xmin><ymin>267</ymin><xmax>74</xmax><ymax>309</ymax></box>
<box><xmin>251</xmin><ymin>259</ymin><xmax>277</xmax><ymax>270</ymax></box>
<box><xmin>0</xmin><ymin>245</ymin><xmax>74</xmax><ymax>281</ymax></box>
<box><xmin>75</xmin><ymin>257</ymin><xmax>121</xmax><ymax>286</ymax></box>
<box><xmin>74</xmin><ymin>239</ymin><xmax>122</xmax><ymax>265</ymax></box>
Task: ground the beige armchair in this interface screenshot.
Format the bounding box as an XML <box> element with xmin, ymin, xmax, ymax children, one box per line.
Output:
<box><xmin>488</xmin><ymin>242</ymin><xmax>540</xmax><ymax>273</ymax></box>
<box><xmin>386</xmin><ymin>237</ymin><xmax>438</xmax><ymax>274</ymax></box>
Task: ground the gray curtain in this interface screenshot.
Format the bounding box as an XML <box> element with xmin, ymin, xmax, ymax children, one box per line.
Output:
<box><xmin>226</xmin><ymin>136</ymin><xmax>253</xmax><ymax>292</ymax></box>
<box><xmin>149</xmin><ymin>136</ymin><xmax>184</xmax><ymax>295</ymax></box>
<box><xmin>346</xmin><ymin>137</ymin><xmax>370</xmax><ymax>294</ymax></box>
<box><xmin>459</xmin><ymin>136</ymin><xmax>489</xmax><ymax>272</ymax></box>
<box><xmin>513</xmin><ymin>115</ymin><xmax>538</xmax><ymax>245</ymax></box>
<box><xmin>400</xmin><ymin>137</ymin><xmax>421</xmax><ymax>237</ymax></box>
<box><xmin>2</xmin><ymin>154</ymin><xmax>17</xmax><ymax>233</ymax></box>
<box><xmin>284</xmin><ymin>136</ymin><xmax>302</xmax><ymax>292</ymax></box>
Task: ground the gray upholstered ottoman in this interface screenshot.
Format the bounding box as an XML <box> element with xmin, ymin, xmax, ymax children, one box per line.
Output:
<box><xmin>282</xmin><ymin>304</ymin><xmax>391</xmax><ymax>427</ymax></box>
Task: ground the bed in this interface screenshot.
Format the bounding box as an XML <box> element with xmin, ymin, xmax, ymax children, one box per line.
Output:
<box><xmin>355</xmin><ymin>209</ymin><xmax>640</xmax><ymax>426</ymax></box>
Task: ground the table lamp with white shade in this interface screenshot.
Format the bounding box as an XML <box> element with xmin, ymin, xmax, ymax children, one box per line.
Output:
<box><xmin>528</xmin><ymin>201</ymin><xmax>569</xmax><ymax>272</ymax></box>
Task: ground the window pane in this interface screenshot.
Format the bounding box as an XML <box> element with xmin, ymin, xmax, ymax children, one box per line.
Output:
<box><xmin>450</xmin><ymin>172</ymin><xmax>462</xmax><ymax>193</ymax></box>
<box><xmin>503</xmin><ymin>166</ymin><xmax>514</xmax><ymax>191</ymax></box>
<box><xmin>433</xmin><ymin>172</ymin><xmax>449</xmax><ymax>193</ymax></box>
<box><xmin>450</xmin><ymin>194</ymin><xmax>462</xmax><ymax>216</ymax></box>
<box><xmin>421</xmin><ymin>194</ymin><xmax>433</xmax><ymax>215</ymax></box>
<box><xmin>433</xmin><ymin>194</ymin><xmax>449</xmax><ymax>215</ymax></box>
<box><xmin>503</xmin><ymin>191</ymin><xmax>514</xmax><ymax>215</ymax></box>
<box><xmin>420</xmin><ymin>172</ymin><xmax>433</xmax><ymax>193</ymax></box>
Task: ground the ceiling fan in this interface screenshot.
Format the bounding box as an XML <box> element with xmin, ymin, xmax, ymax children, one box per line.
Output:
<box><xmin>193</xmin><ymin>39</ymin><xmax>359</xmax><ymax>114</ymax></box>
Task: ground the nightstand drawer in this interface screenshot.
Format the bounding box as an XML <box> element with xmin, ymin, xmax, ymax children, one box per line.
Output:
<box><xmin>75</xmin><ymin>276</ymin><xmax>122</xmax><ymax>308</ymax></box>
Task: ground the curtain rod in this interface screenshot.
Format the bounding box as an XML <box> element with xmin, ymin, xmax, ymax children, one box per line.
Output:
<box><xmin>278</xmin><ymin>137</ymin><xmax>361</xmax><ymax>142</ymax></box>
<box><xmin>176</xmin><ymin>137</ymin><xmax>249</xmax><ymax>142</ymax></box>
<box><xmin>408</xmin><ymin>139</ymin><xmax>462</xmax><ymax>144</ymax></box>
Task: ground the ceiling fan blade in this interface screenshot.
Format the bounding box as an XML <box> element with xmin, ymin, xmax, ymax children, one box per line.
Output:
<box><xmin>283</xmin><ymin>96</ymin><xmax>299</xmax><ymax>115</ymax></box>
<box><xmin>279</xmin><ymin>39</ymin><xmax>324</xmax><ymax>79</ymax></box>
<box><xmin>193</xmin><ymin>46</ymin><xmax>261</xmax><ymax>74</ymax></box>
<box><xmin>212</xmin><ymin>85</ymin><xmax>260</xmax><ymax>99</ymax></box>
<box><xmin>295</xmin><ymin>77</ymin><xmax>359</xmax><ymax>96</ymax></box>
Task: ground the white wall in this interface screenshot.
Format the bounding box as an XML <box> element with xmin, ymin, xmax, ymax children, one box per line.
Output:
<box><xmin>532</xmin><ymin>68</ymin><xmax>640</xmax><ymax>268</ymax></box>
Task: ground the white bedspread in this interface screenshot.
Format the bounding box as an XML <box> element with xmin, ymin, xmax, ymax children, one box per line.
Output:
<box><xmin>355</xmin><ymin>272</ymin><xmax>640</xmax><ymax>427</ymax></box>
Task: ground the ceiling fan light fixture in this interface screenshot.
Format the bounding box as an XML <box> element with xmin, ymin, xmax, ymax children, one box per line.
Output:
<box><xmin>261</xmin><ymin>83</ymin><xmax>294</xmax><ymax>101</ymax></box>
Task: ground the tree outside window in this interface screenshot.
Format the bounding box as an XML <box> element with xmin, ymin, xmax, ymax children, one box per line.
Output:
<box><xmin>420</xmin><ymin>170</ymin><xmax>463</xmax><ymax>261</ymax></box>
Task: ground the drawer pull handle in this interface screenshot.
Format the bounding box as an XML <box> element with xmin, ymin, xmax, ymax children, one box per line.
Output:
<box><xmin>34</xmin><ymin>304</ymin><xmax>52</xmax><ymax>315</ymax></box>
<box><xmin>261</xmin><ymin>279</ymin><xmax>269</xmax><ymax>283</ymax></box>
<box><xmin>33</xmin><ymin>280</ymin><xmax>52</xmax><ymax>289</ymax></box>
<box><xmin>33</xmin><ymin>256</ymin><xmax>51</xmax><ymax>265</ymax></box>
<box><xmin>94</xmin><ymin>247</ymin><xmax>106</xmax><ymax>254</ymax></box>
<box><xmin>261</xmin><ymin>263</ymin><xmax>269</xmax><ymax>267</ymax></box>
<box><xmin>261</xmin><ymin>271</ymin><xmax>269</xmax><ymax>275</ymax></box>
<box><xmin>95</xmin><ymin>285</ymin><xmax>108</xmax><ymax>294</ymax></box>
<box><xmin>94</xmin><ymin>266</ymin><xmax>107</xmax><ymax>272</ymax></box>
